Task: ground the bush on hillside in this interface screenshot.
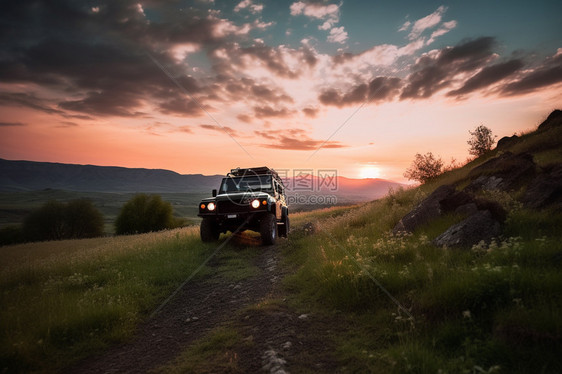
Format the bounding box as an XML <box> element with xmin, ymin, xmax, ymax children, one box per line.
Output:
<box><xmin>65</xmin><ymin>199</ymin><xmax>105</xmax><ymax>238</ymax></box>
<box><xmin>23</xmin><ymin>199</ymin><xmax>104</xmax><ymax>241</ymax></box>
<box><xmin>404</xmin><ymin>152</ymin><xmax>444</xmax><ymax>183</ymax></box>
<box><xmin>115</xmin><ymin>194</ymin><xmax>176</xmax><ymax>235</ymax></box>
<box><xmin>0</xmin><ymin>225</ymin><xmax>25</xmax><ymax>246</ymax></box>
<box><xmin>468</xmin><ymin>124</ymin><xmax>496</xmax><ymax>157</ymax></box>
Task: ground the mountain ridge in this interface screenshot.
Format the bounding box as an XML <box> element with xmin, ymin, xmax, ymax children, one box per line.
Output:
<box><xmin>0</xmin><ymin>159</ymin><xmax>403</xmax><ymax>199</ymax></box>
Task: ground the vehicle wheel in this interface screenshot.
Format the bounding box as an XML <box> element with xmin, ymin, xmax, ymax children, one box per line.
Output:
<box><xmin>260</xmin><ymin>213</ymin><xmax>277</xmax><ymax>245</ymax></box>
<box><xmin>278</xmin><ymin>213</ymin><xmax>289</xmax><ymax>238</ymax></box>
<box><xmin>200</xmin><ymin>218</ymin><xmax>219</xmax><ymax>242</ymax></box>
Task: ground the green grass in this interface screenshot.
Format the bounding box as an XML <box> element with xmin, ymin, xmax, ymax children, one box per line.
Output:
<box><xmin>0</xmin><ymin>227</ymin><xmax>217</xmax><ymax>373</ymax></box>
<box><xmin>283</xmin><ymin>185</ymin><xmax>562</xmax><ymax>373</ymax></box>
<box><xmin>154</xmin><ymin>325</ymin><xmax>247</xmax><ymax>374</ymax></box>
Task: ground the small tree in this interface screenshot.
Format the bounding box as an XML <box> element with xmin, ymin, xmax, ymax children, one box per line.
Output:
<box><xmin>115</xmin><ymin>194</ymin><xmax>174</xmax><ymax>235</ymax></box>
<box><xmin>404</xmin><ymin>152</ymin><xmax>444</xmax><ymax>184</ymax></box>
<box><xmin>467</xmin><ymin>124</ymin><xmax>496</xmax><ymax>157</ymax></box>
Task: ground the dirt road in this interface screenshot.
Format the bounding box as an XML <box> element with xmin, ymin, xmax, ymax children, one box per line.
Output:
<box><xmin>68</xmin><ymin>233</ymin><xmax>338</xmax><ymax>373</ymax></box>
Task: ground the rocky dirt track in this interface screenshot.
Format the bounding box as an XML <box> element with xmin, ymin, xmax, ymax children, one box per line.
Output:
<box><xmin>68</xmin><ymin>233</ymin><xmax>338</xmax><ymax>373</ymax></box>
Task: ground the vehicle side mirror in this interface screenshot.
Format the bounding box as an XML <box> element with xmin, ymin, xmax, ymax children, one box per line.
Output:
<box><xmin>212</xmin><ymin>189</ymin><xmax>217</xmax><ymax>197</ymax></box>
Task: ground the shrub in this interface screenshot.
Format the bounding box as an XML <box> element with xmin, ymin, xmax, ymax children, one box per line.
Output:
<box><xmin>65</xmin><ymin>199</ymin><xmax>105</xmax><ymax>238</ymax></box>
<box><xmin>22</xmin><ymin>199</ymin><xmax>104</xmax><ymax>242</ymax></box>
<box><xmin>404</xmin><ymin>152</ymin><xmax>444</xmax><ymax>183</ymax></box>
<box><xmin>23</xmin><ymin>200</ymin><xmax>67</xmax><ymax>241</ymax></box>
<box><xmin>468</xmin><ymin>125</ymin><xmax>496</xmax><ymax>157</ymax></box>
<box><xmin>0</xmin><ymin>225</ymin><xmax>25</xmax><ymax>246</ymax></box>
<box><xmin>115</xmin><ymin>194</ymin><xmax>175</xmax><ymax>235</ymax></box>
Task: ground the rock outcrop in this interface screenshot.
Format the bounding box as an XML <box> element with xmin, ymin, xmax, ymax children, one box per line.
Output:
<box><xmin>537</xmin><ymin>109</ymin><xmax>562</xmax><ymax>131</ymax></box>
<box><xmin>465</xmin><ymin>152</ymin><xmax>536</xmax><ymax>192</ymax></box>
<box><xmin>393</xmin><ymin>183</ymin><xmax>505</xmax><ymax>248</ymax></box>
<box><xmin>433</xmin><ymin>210</ymin><xmax>501</xmax><ymax>248</ymax></box>
<box><xmin>393</xmin><ymin>185</ymin><xmax>455</xmax><ymax>233</ymax></box>
<box><xmin>393</xmin><ymin>110</ymin><xmax>562</xmax><ymax>249</ymax></box>
<box><xmin>522</xmin><ymin>164</ymin><xmax>562</xmax><ymax>209</ymax></box>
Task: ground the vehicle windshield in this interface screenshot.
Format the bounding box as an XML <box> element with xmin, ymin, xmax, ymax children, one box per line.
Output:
<box><xmin>219</xmin><ymin>175</ymin><xmax>273</xmax><ymax>193</ymax></box>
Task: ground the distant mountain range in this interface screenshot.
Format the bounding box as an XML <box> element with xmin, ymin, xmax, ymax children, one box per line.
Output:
<box><xmin>0</xmin><ymin>159</ymin><xmax>404</xmax><ymax>200</ymax></box>
<box><xmin>0</xmin><ymin>159</ymin><xmax>224</xmax><ymax>193</ymax></box>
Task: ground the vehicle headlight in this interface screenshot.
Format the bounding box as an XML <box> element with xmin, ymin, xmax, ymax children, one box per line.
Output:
<box><xmin>251</xmin><ymin>199</ymin><xmax>260</xmax><ymax>209</ymax></box>
<box><xmin>207</xmin><ymin>202</ymin><xmax>216</xmax><ymax>211</ymax></box>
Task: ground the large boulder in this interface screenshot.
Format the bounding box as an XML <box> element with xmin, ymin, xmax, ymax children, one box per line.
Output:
<box><xmin>465</xmin><ymin>152</ymin><xmax>536</xmax><ymax>192</ymax></box>
<box><xmin>393</xmin><ymin>185</ymin><xmax>455</xmax><ymax>233</ymax></box>
<box><xmin>537</xmin><ymin>109</ymin><xmax>562</xmax><ymax>131</ymax></box>
<box><xmin>496</xmin><ymin>135</ymin><xmax>519</xmax><ymax>149</ymax></box>
<box><xmin>522</xmin><ymin>164</ymin><xmax>562</xmax><ymax>209</ymax></box>
<box><xmin>433</xmin><ymin>210</ymin><xmax>501</xmax><ymax>248</ymax></box>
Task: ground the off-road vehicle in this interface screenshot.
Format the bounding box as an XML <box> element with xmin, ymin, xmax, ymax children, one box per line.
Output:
<box><xmin>198</xmin><ymin>167</ymin><xmax>289</xmax><ymax>245</ymax></box>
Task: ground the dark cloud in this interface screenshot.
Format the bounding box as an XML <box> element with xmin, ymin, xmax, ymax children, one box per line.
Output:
<box><xmin>401</xmin><ymin>37</ymin><xmax>496</xmax><ymax>99</ymax></box>
<box><xmin>447</xmin><ymin>59</ymin><xmax>524</xmax><ymax>97</ymax></box>
<box><xmin>59</xmin><ymin>90</ymin><xmax>144</xmax><ymax>117</ymax></box>
<box><xmin>251</xmin><ymin>84</ymin><xmax>294</xmax><ymax>104</ymax></box>
<box><xmin>158</xmin><ymin>98</ymin><xmax>205</xmax><ymax>116</ymax></box>
<box><xmin>302</xmin><ymin>107</ymin><xmax>319</xmax><ymax>117</ymax></box>
<box><xmin>0</xmin><ymin>121</ymin><xmax>26</xmax><ymax>127</ymax></box>
<box><xmin>0</xmin><ymin>1</ymin><xmax>226</xmax><ymax>119</ymax></box>
<box><xmin>237</xmin><ymin>113</ymin><xmax>253</xmax><ymax>123</ymax></box>
<box><xmin>237</xmin><ymin>44</ymin><xmax>316</xmax><ymax>79</ymax></box>
<box><xmin>319</xmin><ymin>77</ymin><xmax>401</xmax><ymax>107</ymax></box>
<box><xmin>500</xmin><ymin>51</ymin><xmax>562</xmax><ymax>96</ymax></box>
<box><xmin>253</xmin><ymin>105</ymin><xmax>295</xmax><ymax>118</ymax></box>
<box><xmin>200</xmin><ymin>124</ymin><xmax>235</xmax><ymax>134</ymax></box>
<box><xmin>0</xmin><ymin>92</ymin><xmax>64</xmax><ymax>115</ymax></box>
<box><xmin>256</xmin><ymin>128</ymin><xmax>347</xmax><ymax>150</ymax></box>
<box><xmin>57</xmin><ymin>121</ymin><xmax>79</xmax><ymax>128</ymax></box>
<box><xmin>211</xmin><ymin>42</ymin><xmax>317</xmax><ymax>79</ymax></box>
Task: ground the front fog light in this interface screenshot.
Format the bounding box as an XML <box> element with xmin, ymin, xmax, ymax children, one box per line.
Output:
<box><xmin>251</xmin><ymin>199</ymin><xmax>260</xmax><ymax>209</ymax></box>
<box><xmin>207</xmin><ymin>202</ymin><xmax>216</xmax><ymax>211</ymax></box>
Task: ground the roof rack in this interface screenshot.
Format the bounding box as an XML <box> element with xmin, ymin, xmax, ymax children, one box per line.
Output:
<box><xmin>227</xmin><ymin>166</ymin><xmax>284</xmax><ymax>186</ymax></box>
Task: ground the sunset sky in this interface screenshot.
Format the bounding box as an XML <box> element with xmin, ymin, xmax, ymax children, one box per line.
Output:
<box><xmin>1</xmin><ymin>0</ymin><xmax>561</xmax><ymax>183</ymax></box>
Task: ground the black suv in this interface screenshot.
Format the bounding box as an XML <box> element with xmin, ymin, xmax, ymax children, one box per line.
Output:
<box><xmin>198</xmin><ymin>167</ymin><xmax>289</xmax><ymax>245</ymax></box>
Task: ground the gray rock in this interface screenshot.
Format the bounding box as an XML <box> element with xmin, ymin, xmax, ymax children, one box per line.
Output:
<box><xmin>433</xmin><ymin>210</ymin><xmax>501</xmax><ymax>248</ymax></box>
<box><xmin>393</xmin><ymin>185</ymin><xmax>456</xmax><ymax>233</ymax></box>
<box><xmin>454</xmin><ymin>203</ymin><xmax>479</xmax><ymax>217</ymax></box>
<box><xmin>439</xmin><ymin>190</ymin><xmax>475</xmax><ymax>213</ymax></box>
<box><xmin>465</xmin><ymin>152</ymin><xmax>536</xmax><ymax>192</ymax></box>
<box><xmin>496</xmin><ymin>135</ymin><xmax>519</xmax><ymax>149</ymax></box>
<box><xmin>523</xmin><ymin>164</ymin><xmax>562</xmax><ymax>209</ymax></box>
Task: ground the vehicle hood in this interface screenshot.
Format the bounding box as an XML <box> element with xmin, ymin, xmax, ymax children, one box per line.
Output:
<box><xmin>215</xmin><ymin>191</ymin><xmax>271</xmax><ymax>201</ymax></box>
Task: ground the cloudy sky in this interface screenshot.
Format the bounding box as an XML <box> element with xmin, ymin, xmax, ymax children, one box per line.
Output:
<box><xmin>1</xmin><ymin>0</ymin><xmax>561</xmax><ymax>182</ymax></box>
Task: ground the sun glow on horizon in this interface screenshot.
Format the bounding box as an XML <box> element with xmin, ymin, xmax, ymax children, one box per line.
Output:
<box><xmin>359</xmin><ymin>165</ymin><xmax>381</xmax><ymax>179</ymax></box>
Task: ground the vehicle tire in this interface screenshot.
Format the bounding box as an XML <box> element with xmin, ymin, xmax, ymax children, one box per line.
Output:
<box><xmin>278</xmin><ymin>211</ymin><xmax>289</xmax><ymax>238</ymax></box>
<box><xmin>200</xmin><ymin>218</ymin><xmax>219</xmax><ymax>242</ymax></box>
<box><xmin>260</xmin><ymin>213</ymin><xmax>277</xmax><ymax>245</ymax></box>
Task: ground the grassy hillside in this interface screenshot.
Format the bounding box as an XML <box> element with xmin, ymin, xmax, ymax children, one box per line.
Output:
<box><xmin>0</xmin><ymin>228</ymin><xmax>213</xmax><ymax>372</ymax></box>
<box><xmin>280</xmin><ymin>116</ymin><xmax>562</xmax><ymax>373</ymax></box>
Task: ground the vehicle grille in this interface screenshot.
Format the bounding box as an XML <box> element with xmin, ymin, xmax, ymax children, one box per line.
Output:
<box><xmin>217</xmin><ymin>200</ymin><xmax>247</xmax><ymax>213</ymax></box>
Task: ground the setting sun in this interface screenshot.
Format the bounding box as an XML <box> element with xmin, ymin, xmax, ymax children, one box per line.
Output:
<box><xmin>359</xmin><ymin>165</ymin><xmax>381</xmax><ymax>179</ymax></box>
